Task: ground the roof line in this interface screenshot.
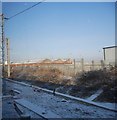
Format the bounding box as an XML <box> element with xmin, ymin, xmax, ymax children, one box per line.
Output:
<box><xmin>103</xmin><ymin>46</ymin><xmax>117</xmax><ymax>49</ymax></box>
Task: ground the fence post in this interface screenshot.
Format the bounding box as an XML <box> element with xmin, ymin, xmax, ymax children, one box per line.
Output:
<box><xmin>81</xmin><ymin>58</ymin><xmax>84</xmax><ymax>72</ymax></box>
<box><xmin>74</xmin><ymin>59</ymin><xmax>76</xmax><ymax>75</ymax></box>
<box><xmin>100</xmin><ymin>60</ymin><xmax>105</xmax><ymax>69</ymax></box>
<box><xmin>92</xmin><ymin>60</ymin><xmax>94</xmax><ymax>71</ymax></box>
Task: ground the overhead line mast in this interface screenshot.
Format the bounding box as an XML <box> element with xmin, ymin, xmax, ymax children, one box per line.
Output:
<box><xmin>0</xmin><ymin>14</ymin><xmax>6</xmax><ymax>78</ymax></box>
<box><xmin>6</xmin><ymin>38</ymin><xmax>10</xmax><ymax>78</ymax></box>
<box><xmin>0</xmin><ymin>14</ymin><xmax>8</xmax><ymax>78</ymax></box>
<box><xmin>0</xmin><ymin>1</ymin><xmax>45</xmax><ymax>78</ymax></box>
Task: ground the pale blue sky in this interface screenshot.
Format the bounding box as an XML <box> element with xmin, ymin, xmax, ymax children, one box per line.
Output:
<box><xmin>3</xmin><ymin>2</ymin><xmax>115</xmax><ymax>62</ymax></box>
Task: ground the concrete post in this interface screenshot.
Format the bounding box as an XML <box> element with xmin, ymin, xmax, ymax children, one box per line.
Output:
<box><xmin>100</xmin><ymin>60</ymin><xmax>105</xmax><ymax>69</ymax></box>
<box><xmin>74</xmin><ymin>59</ymin><xmax>76</xmax><ymax>75</ymax></box>
<box><xmin>6</xmin><ymin>38</ymin><xmax>10</xmax><ymax>78</ymax></box>
<box><xmin>81</xmin><ymin>58</ymin><xmax>84</xmax><ymax>72</ymax></box>
<box><xmin>92</xmin><ymin>60</ymin><xmax>94</xmax><ymax>71</ymax></box>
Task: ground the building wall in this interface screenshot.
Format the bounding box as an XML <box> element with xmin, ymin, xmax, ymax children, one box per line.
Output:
<box><xmin>103</xmin><ymin>46</ymin><xmax>117</xmax><ymax>65</ymax></box>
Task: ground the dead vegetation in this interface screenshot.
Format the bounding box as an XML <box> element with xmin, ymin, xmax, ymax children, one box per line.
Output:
<box><xmin>9</xmin><ymin>66</ymin><xmax>117</xmax><ymax>103</ymax></box>
<box><xmin>70</xmin><ymin>67</ymin><xmax>117</xmax><ymax>102</ymax></box>
<box><xmin>10</xmin><ymin>66</ymin><xmax>74</xmax><ymax>85</ymax></box>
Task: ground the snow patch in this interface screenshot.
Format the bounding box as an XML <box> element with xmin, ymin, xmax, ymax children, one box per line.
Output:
<box><xmin>15</xmin><ymin>98</ymin><xmax>61</xmax><ymax>118</ymax></box>
<box><xmin>86</xmin><ymin>89</ymin><xmax>103</xmax><ymax>101</ymax></box>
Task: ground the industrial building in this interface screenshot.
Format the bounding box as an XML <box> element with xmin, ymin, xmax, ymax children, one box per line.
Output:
<box><xmin>103</xmin><ymin>46</ymin><xmax>117</xmax><ymax>66</ymax></box>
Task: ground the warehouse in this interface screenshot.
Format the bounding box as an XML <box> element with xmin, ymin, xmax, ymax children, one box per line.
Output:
<box><xmin>103</xmin><ymin>46</ymin><xmax>117</xmax><ymax>66</ymax></box>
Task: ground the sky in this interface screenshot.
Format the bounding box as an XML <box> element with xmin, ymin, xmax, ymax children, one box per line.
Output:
<box><xmin>2</xmin><ymin>2</ymin><xmax>115</xmax><ymax>62</ymax></box>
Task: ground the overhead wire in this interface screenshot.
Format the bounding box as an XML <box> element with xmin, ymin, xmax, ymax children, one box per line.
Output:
<box><xmin>6</xmin><ymin>0</ymin><xmax>45</xmax><ymax>20</ymax></box>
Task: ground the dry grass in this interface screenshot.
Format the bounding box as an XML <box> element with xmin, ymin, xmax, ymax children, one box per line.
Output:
<box><xmin>70</xmin><ymin>67</ymin><xmax>117</xmax><ymax>102</ymax></box>
<box><xmin>9</xmin><ymin>66</ymin><xmax>117</xmax><ymax>102</ymax></box>
<box><xmin>10</xmin><ymin>66</ymin><xmax>74</xmax><ymax>85</ymax></box>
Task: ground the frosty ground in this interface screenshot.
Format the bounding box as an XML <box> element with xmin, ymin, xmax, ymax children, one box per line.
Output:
<box><xmin>2</xmin><ymin>79</ymin><xmax>116</xmax><ymax>119</ymax></box>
